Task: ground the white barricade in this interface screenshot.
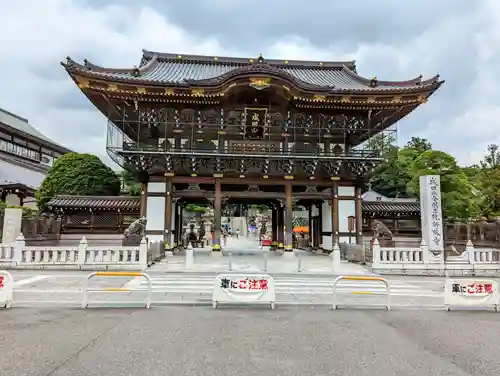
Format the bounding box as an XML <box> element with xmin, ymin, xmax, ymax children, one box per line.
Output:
<box><xmin>332</xmin><ymin>275</ymin><xmax>391</xmax><ymax>310</ymax></box>
<box><xmin>213</xmin><ymin>274</ymin><xmax>275</xmax><ymax>309</ymax></box>
<box><xmin>445</xmin><ymin>278</ymin><xmax>499</xmax><ymax>311</ymax></box>
<box><xmin>0</xmin><ymin>271</ymin><xmax>13</xmax><ymax>308</ymax></box>
<box><xmin>82</xmin><ymin>271</ymin><xmax>152</xmax><ymax>308</ymax></box>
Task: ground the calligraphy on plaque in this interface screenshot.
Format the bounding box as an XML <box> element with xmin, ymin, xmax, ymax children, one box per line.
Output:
<box><xmin>419</xmin><ymin>175</ymin><xmax>443</xmax><ymax>252</ymax></box>
<box><xmin>244</xmin><ymin>108</ymin><xmax>267</xmax><ymax>140</ymax></box>
<box><xmin>428</xmin><ymin>177</ymin><xmax>442</xmax><ymax>246</ymax></box>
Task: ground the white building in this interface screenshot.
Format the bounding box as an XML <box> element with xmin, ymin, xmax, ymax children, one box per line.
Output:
<box><xmin>0</xmin><ymin>108</ymin><xmax>71</xmax><ymax>209</ymax></box>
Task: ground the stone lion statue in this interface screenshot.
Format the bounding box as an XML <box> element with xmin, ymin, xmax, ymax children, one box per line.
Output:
<box><xmin>124</xmin><ymin>216</ymin><xmax>147</xmax><ymax>238</ymax></box>
<box><xmin>371</xmin><ymin>219</ymin><xmax>392</xmax><ymax>239</ymax></box>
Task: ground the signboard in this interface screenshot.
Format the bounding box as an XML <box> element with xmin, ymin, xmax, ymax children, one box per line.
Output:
<box><xmin>445</xmin><ymin>279</ymin><xmax>499</xmax><ymax>311</ymax></box>
<box><xmin>0</xmin><ymin>272</ymin><xmax>13</xmax><ymax>308</ymax></box>
<box><xmin>213</xmin><ymin>274</ymin><xmax>275</xmax><ymax>309</ymax></box>
<box><xmin>243</xmin><ymin>108</ymin><xmax>267</xmax><ymax>140</ymax></box>
<box><xmin>419</xmin><ymin>175</ymin><xmax>444</xmax><ymax>252</ymax></box>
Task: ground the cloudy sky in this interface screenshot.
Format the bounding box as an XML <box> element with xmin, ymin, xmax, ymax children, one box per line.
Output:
<box><xmin>1</xmin><ymin>0</ymin><xmax>499</xmax><ymax>166</ymax></box>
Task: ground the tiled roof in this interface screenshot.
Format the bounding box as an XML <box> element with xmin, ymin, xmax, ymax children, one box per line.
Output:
<box><xmin>63</xmin><ymin>50</ymin><xmax>442</xmax><ymax>92</ymax></box>
<box><xmin>0</xmin><ymin>108</ymin><xmax>71</xmax><ymax>153</ymax></box>
<box><xmin>362</xmin><ymin>201</ymin><xmax>420</xmax><ymax>215</ymax></box>
<box><xmin>0</xmin><ymin>156</ymin><xmax>47</xmax><ymax>189</ymax></box>
<box><xmin>48</xmin><ymin>195</ymin><xmax>140</xmax><ymax>211</ymax></box>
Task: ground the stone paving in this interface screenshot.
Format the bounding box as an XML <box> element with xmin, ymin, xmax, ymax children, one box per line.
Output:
<box><xmin>2</xmin><ymin>307</ymin><xmax>500</xmax><ymax>376</ymax></box>
<box><xmin>161</xmin><ymin>237</ymin><xmax>371</xmax><ymax>275</ymax></box>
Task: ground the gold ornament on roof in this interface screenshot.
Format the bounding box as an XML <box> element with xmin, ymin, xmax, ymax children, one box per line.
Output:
<box><xmin>249</xmin><ymin>77</ymin><xmax>270</xmax><ymax>90</ymax></box>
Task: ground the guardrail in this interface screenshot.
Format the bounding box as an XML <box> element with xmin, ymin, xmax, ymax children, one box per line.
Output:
<box><xmin>0</xmin><ymin>271</ymin><xmax>14</xmax><ymax>308</ymax></box>
<box><xmin>332</xmin><ymin>275</ymin><xmax>391</xmax><ymax>311</ymax></box>
<box><xmin>82</xmin><ymin>271</ymin><xmax>153</xmax><ymax>309</ymax></box>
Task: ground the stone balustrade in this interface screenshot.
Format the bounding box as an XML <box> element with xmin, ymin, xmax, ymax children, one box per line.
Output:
<box><xmin>371</xmin><ymin>238</ymin><xmax>500</xmax><ymax>275</ymax></box>
<box><xmin>0</xmin><ymin>234</ymin><xmax>148</xmax><ymax>270</ymax></box>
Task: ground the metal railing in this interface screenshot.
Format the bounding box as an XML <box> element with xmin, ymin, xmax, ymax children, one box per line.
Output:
<box><xmin>82</xmin><ymin>271</ymin><xmax>153</xmax><ymax>308</ymax></box>
<box><xmin>108</xmin><ymin>145</ymin><xmax>381</xmax><ymax>161</ymax></box>
<box><xmin>332</xmin><ymin>275</ymin><xmax>391</xmax><ymax>310</ymax></box>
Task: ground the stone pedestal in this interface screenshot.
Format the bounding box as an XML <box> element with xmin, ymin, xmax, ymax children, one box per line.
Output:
<box><xmin>2</xmin><ymin>208</ymin><xmax>22</xmax><ymax>244</ymax></box>
<box><xmin>122</xmin><ymin>234</ymin><xmax>143</xmax><ymax>246</ymax></box>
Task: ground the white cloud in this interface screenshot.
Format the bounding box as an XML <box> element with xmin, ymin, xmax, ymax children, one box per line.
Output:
<box><xmin>0</xmin><ymin>0</ymin><xmax>499</xmax><ymax>167</ymax></box>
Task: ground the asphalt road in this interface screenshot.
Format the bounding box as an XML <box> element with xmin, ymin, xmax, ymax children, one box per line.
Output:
<box><xmin>1</xmin><ymin>307</ymin><xmax>499</xmax><ymax>376</ymax></box>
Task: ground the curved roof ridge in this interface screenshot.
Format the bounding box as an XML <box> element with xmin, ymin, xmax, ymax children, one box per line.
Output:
<box><xmin>421</xmin><ymin>74</ymin><xmax>441</xmax><ymax>86</ymax></box>
<box><xmin>61</xmin><ymin>57</ymin><xmax>88</xmax><ymax>70</ymax></box>
<box><xmin>141</xmin><ymin>49</ymin><xmax>356</xmax><ymax>70</ymax></box>
<box><xmin>182</xmin><ymin>62</ymin><xmax>332</xmax><ymax>91</ymax></box>
<box><xmin>82</xmin><ymin>58</ymin><xmax>136</xmax><ymax>74</ymax></box>
<box><xmin>63</xmin><ymin>55</ymin><xmax>161</xmax><ymax>77</ymax></box>
<box><xmin>340</xmin><ymin>66</ymin><xmax>441</xmax><ymax>88</ymax></box>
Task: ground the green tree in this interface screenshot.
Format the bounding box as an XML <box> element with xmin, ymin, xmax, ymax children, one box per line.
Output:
<box><xmin>184</xmin><ymin>203</ymin><xmax>209</xmax><ymax>212</ymax></box>
<box><xmin>480</xmin><ymin>144</ymin><xmax>500</xmax><ymax>169</ymax></box>
<box><xmin>36</xmin><ymin>153</ymin><xmax>121</xmax><ymax>212</ymax></box>
<box><xmin>405</xmin><ymin>137</ymin><xmax>432</xmax><ymax>153</ymax></box>
<box><xmin>0</xmin><ymin>201</ymin><xmax>34</xmax><ymax>217</ymax></box>
<box><xmin>121</xmin><ymin>170</ymin><xmax>141</xmax><ymax>196</ymax></box>
<box><xmin>474</xmin><ymin>145</ymin><xmax>500</xmax><ymax>218</ymax></box>
<box><xmin>364</xmin><ymin>133</ymin><xmax>396</xmax><ymax>156</ymax></box>
<box><xmin>407</xmin><ymin>150</ymin><xmax>480</xmax><ymax>220</ymax></box>
<box><xmin>369</xmin><ymin>147</ymin><xmax>420</xmax><ymax>198</ymax></box>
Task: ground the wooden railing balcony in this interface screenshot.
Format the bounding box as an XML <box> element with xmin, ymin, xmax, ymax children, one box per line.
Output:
<box><xmin>109</xmin><ymin>143</ymin><xmax>382</xmax><ymax>161</ymax></box>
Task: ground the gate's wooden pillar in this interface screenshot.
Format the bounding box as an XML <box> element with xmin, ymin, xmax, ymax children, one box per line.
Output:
<box><xmin>177</xmin><ymin>203</ymin><xmax>184</xmax><ymax>249</ymax></box>
<box><xmin>331</xmin><ymin>181</ymin><xmax>339</xmax><ymax>247</ymax></box>
<box><xmin>213</xmin><ymin>180</ymin><xmax>222</xmax><ymax>251</ymax></box>
<box><xmin>355</xmin><ymin>186</ymin><xmax>363</xmax><ymax>245</ymax></box>
<box><xmin>164</xmin><ymin>179</ymin><xmax>173</xmax><ymax>249</ymax></box>
<box><xmin>277</xmin><ymin>201</ymin><xmax>284</xmax><ymax>249</ymax></box>
<box><xmin>308</xmin><ymin>202</ymin><xmax>313</xmax><ymax>248</ymax></box>
<box><xmin>271</xmin><ymin>204</ymin><xmax>278</xmax><ymax>250</ymax></box>
<box><xmin>139</xmin><ymin>182</ymin><xmax>148</xmax><ymax>218</ymax></box>
<box><xmin>172</xmin><ymin>199</ymin><xmax>179</xmax><ymax>249</ymax></box>
<box><xmin>318</xmin><ymin>201</ymin><xmax>323</xmax><ymax>250</ymax></box>
<box><xmin>285</xmin><ymin>182</ymin><xmax>293</xmax><ymax>251</ymax></box>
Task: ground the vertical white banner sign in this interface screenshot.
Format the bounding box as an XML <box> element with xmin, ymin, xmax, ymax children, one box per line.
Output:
<box><xmin>419</xmin><ymin>175</ymin><xmax>444</xmax><ymax>252</ymax></box>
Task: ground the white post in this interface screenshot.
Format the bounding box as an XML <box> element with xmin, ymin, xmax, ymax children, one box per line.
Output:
<box><xmin>331</xmin><ymin>243</ymin><xmax>341</xmax><ymax>272</ymax></box>
<box><xmin>12</xmin><ymin>233</ymin><xmax>25</xmax><ymax>264</ymax></box>
<box><xmin>77</xmin><ymin>236</ymin><xmax>88</xmax><ymax>266</ymax></box>
<box><xmin>372</xmin><ymin>238</ymin><xmax>381</xmax><ymax>268</ymax></box>
<box><xmin>466</xmin><ymin>240</ymin><xmax>475</xmax><ymax>264</ymax></box>
<box><xmin>139</xmin><ymin>237</ymin><xmax>148</xmax><ymax>267</ymax></box>
<box><xmin>185</xmin><ymin>242</ymin><xmax>194</xmax><ymax>269</ymax></box>
<box><xmin>420</xmin><ymin>239</ymin><xmax>429</xmax><ymax>264</ymax></box>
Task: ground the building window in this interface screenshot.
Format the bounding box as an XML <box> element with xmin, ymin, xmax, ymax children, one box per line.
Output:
<box><xmin>0</xmin><ymin>138</ymin><xmax>41</xmax><ymax>161</ymax></box>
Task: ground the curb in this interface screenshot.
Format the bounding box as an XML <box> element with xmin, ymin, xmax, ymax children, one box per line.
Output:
<box><xmin>154</xmin><ymin>270</ymin><xmax>375</xmax><ymax>278</ymax></box>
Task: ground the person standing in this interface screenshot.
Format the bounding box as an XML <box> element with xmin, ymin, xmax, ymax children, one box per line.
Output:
<box><xmin>236</xmin><ymin>228</ymin><xmax>240</xmax><ymax>239</ymax></box>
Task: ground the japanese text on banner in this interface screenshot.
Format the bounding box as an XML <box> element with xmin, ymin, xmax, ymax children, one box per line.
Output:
<box><xmin>451</xmin><ymin>282</ymin><xmax>494</xmax><ymax>296</ymax></box>
<box><xmin>220</xmin><ymin>277</ymin><xmax>268</xmax><ymax>291</ymax></box>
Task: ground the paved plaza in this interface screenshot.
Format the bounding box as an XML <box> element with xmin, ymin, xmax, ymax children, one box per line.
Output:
<box><xmin>160</xmin><ymin>237</ymin><xmax>370</xmax><ymax>274</ymax></box>
<box><xmin>1</xmin><ymin>306</ymin><xmax>500</xmax><ymax>376</ymax></box>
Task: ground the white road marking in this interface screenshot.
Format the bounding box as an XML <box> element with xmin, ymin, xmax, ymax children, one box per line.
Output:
<box><xmin>13</xmin><ymin>275</ymin><xmax>51</xmax><ymax>287</ymax></box>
